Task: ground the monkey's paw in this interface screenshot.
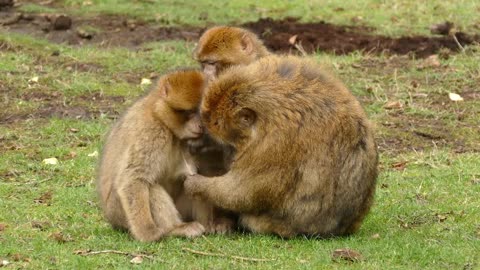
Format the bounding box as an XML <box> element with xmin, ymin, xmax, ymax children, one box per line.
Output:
<box><xmin>169</xmin><ymin>222</ymin><xmax>205</xmax><ymax>238</ymax></box>
<box><xmin>184</xmin><ymin>175</ymin><xmax>206</xmax><ymax>196</ymax></box>
<box><xmin>205</xmin><ymin>217</ymin><xmax>236</xmax><ymax>234</ymax></box>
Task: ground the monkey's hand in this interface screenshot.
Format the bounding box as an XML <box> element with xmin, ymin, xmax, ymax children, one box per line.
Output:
<box><xmin>184</xmin><ymin>174</ymin><xmax>209</xmax><ymax>198</ymax></box>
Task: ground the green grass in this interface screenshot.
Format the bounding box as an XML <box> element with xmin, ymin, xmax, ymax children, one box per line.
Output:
<box><xmin>1</xmin><ymin>0</ymin><xmax>480</xmax><ymax>269</ymax></box>
<box><xmin>18</xmin><ymin>0</ymin><xmax>480</xmax><ymax>35</ymax></box>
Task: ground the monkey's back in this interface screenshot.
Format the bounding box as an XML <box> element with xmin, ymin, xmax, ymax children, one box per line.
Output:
<box><xmin>213</xmin><ymin>55</ymin><xmax>378</xmax><ymax>236</ymax></box>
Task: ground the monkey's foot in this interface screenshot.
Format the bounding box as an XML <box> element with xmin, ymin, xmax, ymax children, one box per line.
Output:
<box><xmin>205</xmin><ymin>217</ymin><xmax>236</xmax><ymax>234</ymax></box>
<box><xmin>169</xmin><ymin>222</ymin><xmax>205</xmax><ymax>238</ymax></box>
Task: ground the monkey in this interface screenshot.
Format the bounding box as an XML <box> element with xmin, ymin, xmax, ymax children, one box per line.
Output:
<box><xmin>183</xmin><ymin>26</ymin><xmax>271</xmax><ymax>227</ymax></box>
<box><xmin>97</xmin><ymin>69</ymin><xmax>226</xmax><ymax>242</ymax></box>
<box><xmin>184</xmin><ymin>55</ymin><xmax>378</xmax><ymax>238</ymax></box>
<box><xmin>193</xmin><ymin>26</ymin><xmax>271</xmax><ymax>80</ymax></box>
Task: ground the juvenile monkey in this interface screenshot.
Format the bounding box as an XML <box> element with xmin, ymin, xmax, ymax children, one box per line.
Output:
<box><xmin>97</xmin><ymin>69</ymin><xmax>212</xmax><ymax>242</ymax></box>
<box><xmin>185</xmin><ymin>55</ymin><xmax>378</xmax><ymax>238</ymax></box>
<box><xmin>187</xmin><ymin>26</ymin><xmax>270</xmax><ymax>180</ymax></box>
<box><xmin>193</xmin><ymin>26</ymin><xmax>271</xmax><ymax>79</ymax></box>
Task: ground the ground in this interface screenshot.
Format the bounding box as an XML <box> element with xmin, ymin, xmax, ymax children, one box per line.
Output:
<box><xmin>0</xmin><ymin>0</ymin><xmax>479</xmax><ymax>269</ymax></box>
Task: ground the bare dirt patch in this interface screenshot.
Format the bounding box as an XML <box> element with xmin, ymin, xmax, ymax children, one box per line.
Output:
<box><xmin>2</xmin><ymin>10</ymin><xmax>479</xmax><ymax>57</ymax></box>
<box><xmin>0</xmin><ymin>90</ymin><xmax>124</xmax><ymax>124</ymax></box>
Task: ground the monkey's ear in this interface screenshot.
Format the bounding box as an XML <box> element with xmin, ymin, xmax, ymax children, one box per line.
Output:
<box><xmin>237</xmin><ymin>108</ymin><xmax>256</xmax><ymax>127</ymax></box>
<box><xmin>240</xmin><ymin>34</ymin><xmax>253</xmax><ymax>55</ymax></box>
<box><xmin>160</xmin><ymin>79</ymin><xmax>171</xmax><ymax>98</ymax></box>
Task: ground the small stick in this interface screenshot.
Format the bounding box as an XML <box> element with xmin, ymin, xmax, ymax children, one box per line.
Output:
<box><xmin>74</xmin><ymin>249</ymin><xmax>154</xmax><ymax>260</ymax></box>
<box><xmin>294</xmin><ymin>41</ymin><xmax>308</xmax><ymax>56</ymax></box>
<box><xmin>182</xmin><ymin>247</ymin><xmax>274</xmax><ymax>262</ymax></box>
<box><xmin>451</xmin><ymin>32</ymin><xmax>465</xmax><ymax>52</ymax></box>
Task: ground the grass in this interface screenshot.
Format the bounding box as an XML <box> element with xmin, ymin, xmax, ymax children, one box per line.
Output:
<box><xmin>1</xmin><ymin>0</ymin><xmax>480</xmax><ymax>269</ymax></box>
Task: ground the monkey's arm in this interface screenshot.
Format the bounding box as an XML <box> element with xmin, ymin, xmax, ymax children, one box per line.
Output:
<box><xmin>184</xmin><ymin>174</ymin><xmax>269</xmax><ymax>213</ymax></box>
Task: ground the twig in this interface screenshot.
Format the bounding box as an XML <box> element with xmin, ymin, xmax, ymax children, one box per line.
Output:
<box><xmin>451</xmin><ymin>32</ymin><xmax>465</xmax><ymax>52</ymax></box>
<box><xmin>182</xmin><ymin>247</ymin><xmax>274</xmax><ymax>262</ymax></box>
<box><xmin>294</xmin><ymin>41</ymin><xmax>308</xmax><ymax>56</ymax></box>
<box><xmin>201</xmin><ymin>235</ymin><xmax>225</xmax><ymax>254</ymax></box>
<box><xmin>74</xmin><ymin>249</ymin><xmax>154</xmax><ymax>260</ymax></box>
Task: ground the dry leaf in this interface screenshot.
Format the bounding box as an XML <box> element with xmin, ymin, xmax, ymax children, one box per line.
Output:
<box><xmin>34</xmin><ymin>191</ymin><xmax>53</xmax><ymax>204</ymax></box>
<box><xmin>383</xmin><ymin>101</ymin><xmax>403</xmax><ymax>110</ymax></box>
<box><xmin>31</xmin><ymin>220</ymin><xmax>52</xmax><ymax>230</ymax></box>
<box><xmin>69</xmin><ymin>128</ymin><xmax>79</xmax><ymax>133</ymax></box>
<box><xmin>88</xmin><ymin>151</ymin><xmax>98</xmax><ymax>157</ymax></box>
<box><xmin>448</xmin><ymin>92</ymin><xmax>464</xmax><ymax>101</ymax></box>
<box><xmin>332</xmin><ymin>248</ymin><xmax>363</xmax><ymax>262</ymax></box>
<box><xmin>288</xmin><ymin>35</ymin><xmax>298</xmax><ymax>45</ymax></box>
<box><xmin>391</xmin><ymin>161</ymin><xmax>407</xmax><ymax>171</ymax></box>
<box><xmin>419</xmin><ymin>55</ymin><xmax>441</xmax><ymax>69</ymax></box>
<box><xmin>28</xmin><ymin>76</ymin><xmax>39</xmax><ymax>83</ymax></box>
<box><xmin>140</xmin><ymin>78</ymin><xmax>152</xmax><ymax>85</ymax></box>
<box><xmin>436</xmin><ymin>214</ymin><xmax>447</xmax><ymax>222</ymax></box>
<box><xmin>42</xmin><ymin>157</ymin><xmax>58</xmax><ymax>165</ymax></box>
<box><xmin>130</xmin><ymin>256</ymin><xmax>143</xmax><ymax>264</ymax></box>
<box><xmin>0</xmin><ymin>260</ymin><xmax>10</xmax><ymax>267</ymax></box>
<box><xmin>0</xmin><ymin>223</ymin><xmax>6</xmax><ymax>232</ymax></box>
<box><xmin>371</xmin><ymin>233</ymin><xmax>380</xmax><ymax>239</ymax></box>
<box><xmin>49</xmin><ymin>232</ymin><xmax>73</xmax><ymax>243</ymax></box>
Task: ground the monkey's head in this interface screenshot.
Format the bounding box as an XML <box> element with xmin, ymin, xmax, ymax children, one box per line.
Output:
<box><xmin>200</xmin><ymin>70</ymin><xmax>259</xmax><ymax>150</ymax></box>
<box><xmin>193</xmin><ymin>26</ymin><xmax>270</xmax><ymax>80</ymax></box>
<box><xmin>155</xmin><ymin>70</ymin><xmax>206</xmax><ymax>139</ymax></box>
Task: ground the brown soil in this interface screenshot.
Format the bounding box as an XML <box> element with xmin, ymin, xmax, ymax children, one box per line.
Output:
<box><xmin>0</xmin><ymin>90</ymin><xmax>124</xmax><ymax>124</ymax></box>
<box><xmin>1</xmin><ymin>10</ymin><xmax>479</xmax><ymax>57</ymax></box>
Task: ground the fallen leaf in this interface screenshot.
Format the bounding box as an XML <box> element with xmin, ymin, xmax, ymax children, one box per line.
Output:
<box><xmin>448</xmin><ymin>92</ymin><xmax>464</xmax><ymax>101</ymax></box>
<box><xmin>288</xmin><ymin>35</ymin><xmax>298</xmax><ymax>45</ymax></box>
<box><xmin>0</xmin><ymin>223</ymin><xmax>6</xmax><ymax>232</ymax></box>
<box><xmin>69</xmin><ymin>128</ymin><xmax>79</xmax><ymax>133</ymax></box>
<box><xmin>436</xmin><ymin>214</ymin><xmax>447</xmax><ymax>222</ymax></box>
<box><xmin>68</xmin><ymin>151</ymin><xmax>77</xmax><ymax>158</ymax></box>
<box><xmin>88</xmin><ymin>151</ymin><xmax>98</xmax><ymax>157</ymax></box>
<box><xmin>391</xmin><ymin>161</ymin><xmax>407</xmax><ymax>171</ymax></box>
<box><xmin>371</xmin><ymin>233</ymin><xmax>380</xmax><ymax>239</ymax></box>
<box><xmin>419</xmin><ymin>55</ymin><xmax>441</xmax><ymax>69</ymax></box>
<box><xmin>31</xmin><ymin>220</ymin><xmax>52</xmax><ymax>230</ymax></box>
<box><xmin>130</xmin><ymin>256</ymin><xmax>143</xmax><ymax>264</ymax></box>
<box><xmin>28</xmin><ymin>76</ymin><xmax>39</xmax><ymax>83</ymax></box>
<box><xmin>0</xmin><ymin>260</ymin><xmax>10</xmax><ymax>267</ymax></box>
<box><xmin>42</xmin><ymin>157</ymin><xmax>58</xmax><ymax>165</ymax></box>
<box><xmin>140</xmin><ymin>78</ymin><xmax>152</xmax><ymax>85</ymax></box>
<box><xmin>383</xmin><ymin>101</ymin><xmax>403</xmax><ymax>110</ymax></box>
<box><xmin>34</xmin><ymin>191</ymin><xmax>52</xmax><ymax>204</ymax></box>
<box><xmin>332</xmin><ymin>248</ymin><xmax>363</xmax><ymax>262</ymax></box>
<box><xmin>49</xmin><ymin>232</ymin><xmax>73</xmax><ymax>243</ymax></box>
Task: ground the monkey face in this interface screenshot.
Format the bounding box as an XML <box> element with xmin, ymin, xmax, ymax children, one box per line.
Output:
<box><xmin>178</xmin><ymin>111</ymin><xmax>203</xmax><ymax>139</ymax></box>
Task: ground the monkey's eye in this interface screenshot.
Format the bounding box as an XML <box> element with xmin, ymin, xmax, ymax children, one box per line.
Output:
<box><xmin>174</xmin><ymin>109</ymin><xmax>196</xmax><ymax>118</ymax></box>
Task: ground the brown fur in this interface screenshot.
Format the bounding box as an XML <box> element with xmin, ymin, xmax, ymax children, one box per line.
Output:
<box><xmin>184</xmin><ymin>55</ymin><xmax>378</xmax><ymax>238</ymax></box>
<box><xmin>97</xmin><ymin>69</ymin><xmax>232</xmax><ymax>241</ymax></box>
<box><xmin>193</xmin><ymin>26</ymin><xmax>271</xmax><ymax>79</ymax></box>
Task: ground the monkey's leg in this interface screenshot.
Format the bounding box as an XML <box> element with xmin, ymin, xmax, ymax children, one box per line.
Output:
<box><xmin>150</xmin><ymin>185</ymin><xmax>205</xmax><ymax>238</ymax></box>
<box><xmin>185</xmin><ymin>174</ymin><xmax>269</xmax><ymax>213</ymax></box>
<box><xmin>118</xmin><ymin>179</ymin><xmax>164</xmax><ymax>242</ymax></box>
<box><xmin>240</xmin><ymin>214</ymin><xmax>295</xmax><ymax>238</ymax></box>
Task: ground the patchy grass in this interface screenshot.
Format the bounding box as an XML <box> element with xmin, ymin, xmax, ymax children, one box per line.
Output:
<box><xmin>1</xmin><ymin>0</ymin><xmax>480</xmax><ymax>269</ymax></box>
<box><xmin>19</xmin><ymin>0</ymin><xmax>480</xmax><ymax>35</ymax></box>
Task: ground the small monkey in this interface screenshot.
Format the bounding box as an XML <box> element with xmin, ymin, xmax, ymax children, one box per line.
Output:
<box><xmin>186</xmin><ymin>26</ymin><xmax>270</xmax><ymax>185</ymax></box>
<box><xmin>97</xmin><ymin>69</ymin><xmax>213</xmax><ymax>241</ymax></box>
<box><xmin>193</xmin><ymin>26</ymin><xmax>271</xmax><ymax>80</ymax></box>
<box><xmin>185</xmin><ymin>55</ymin><xmax>378</xmax><ymax>238</ymax></box>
